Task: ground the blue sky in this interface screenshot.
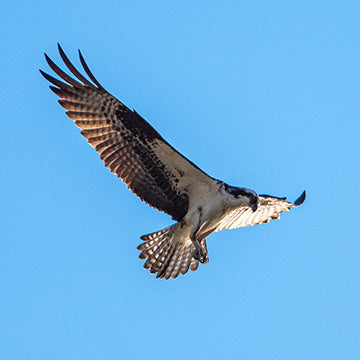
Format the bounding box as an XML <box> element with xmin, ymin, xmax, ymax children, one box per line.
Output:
<box><xmin>1</xmin><ymin>1</ymin><xmax>359</xmax><ymax>359</ymax></box>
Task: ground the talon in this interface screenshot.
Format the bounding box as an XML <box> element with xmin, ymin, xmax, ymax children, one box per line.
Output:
<box><xmin>193</xmin><ymin>246</ymin><xmax>207</xmax><ymax>263</ymax></box>
<box><xmin>192</xmin><ymin>248</ymin><xmax>200</xmax><ymax>261</ymax></box>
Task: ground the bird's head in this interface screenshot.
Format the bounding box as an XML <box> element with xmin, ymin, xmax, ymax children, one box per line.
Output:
<box><xmin>249</xmin><ymin>191</ymin><xmax>258</xmax><ymax>212</ymax></box>
<box><xmin>225</xmin><ymin>185</ymin><xmax>259</xmax><ymax>211</ymax></box>
<box><xmin>244</xmin><ymin>189</ymin><xmax>258</xmax><ymax>212</ymax></box>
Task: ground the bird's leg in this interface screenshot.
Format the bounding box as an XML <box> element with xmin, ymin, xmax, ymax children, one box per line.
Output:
<box><xmin>190</xmin><ymin>207</ymin><xmax>207</xmax><ymax>263</ymax></box>
<box><xmin>191</xmin><ymin>237</ymin><xmax>207</xmax><ymax>263</ymax></box>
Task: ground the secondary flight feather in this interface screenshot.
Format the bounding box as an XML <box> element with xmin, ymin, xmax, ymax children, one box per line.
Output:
<box><xmin>41</xmin><ymin>44</ymin><xmax>305</xmax><ymax>279</ymax></box>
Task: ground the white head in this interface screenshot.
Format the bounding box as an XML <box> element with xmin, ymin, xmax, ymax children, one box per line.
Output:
<box><xmin>223</xmin><ymin>185</ymin><xmax>259</xmax><ymax>211</ymax></box>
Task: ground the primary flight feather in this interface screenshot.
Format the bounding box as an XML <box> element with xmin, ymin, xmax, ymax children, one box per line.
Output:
<box><xmin>41</xmin><ymin>44</ymin><xmax>305</xmax><ymax>279</ymax></box>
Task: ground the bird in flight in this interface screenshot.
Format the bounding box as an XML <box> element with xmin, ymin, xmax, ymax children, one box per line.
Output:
<box><xmin>41</xmin><ymin>44</ymin><xmax>305</xmax><ymax>279</ymax></box>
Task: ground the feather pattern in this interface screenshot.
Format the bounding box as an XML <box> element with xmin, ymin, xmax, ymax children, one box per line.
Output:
<box><xmin>216</xmin><ymin>192</ymin><xmax>306</xmax><ymax>231</ymax></box>
<box><xmin>40</xmin><ymin>44</ymin><xmax>213</xmax><ymax>221</ymax></box>
<box><xmin>41</xmin><ymin>45</ymin><xmax>306</xmax><ymax>280</ymax></box>
<box><xmin>138</xmin><ymin>225</ymin><xmax>208</xmax><ymax>279</ymax></box>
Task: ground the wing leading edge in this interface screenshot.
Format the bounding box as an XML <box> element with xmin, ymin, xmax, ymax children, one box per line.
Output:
<box><xmin>41</xmin><ymin>44</ymin><xmax>213</xmax><ymax>221</ymax></box>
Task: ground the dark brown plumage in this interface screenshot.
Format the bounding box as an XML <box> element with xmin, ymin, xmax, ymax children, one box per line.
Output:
<box><xmin>41</xmin><ymin>45</ymin><xmax>305</xmax><ymax>279</ymax></box>
<box><xmin>41</xmin><ymin>44</ymin><xmax>192</xmax><ymax>222</ymax></box>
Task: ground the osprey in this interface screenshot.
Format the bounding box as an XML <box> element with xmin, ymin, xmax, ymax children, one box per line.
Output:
<box><xmin>41</xmin><ymin>44</ymin><xmax>305</xmax><ymax>279</ymax></box>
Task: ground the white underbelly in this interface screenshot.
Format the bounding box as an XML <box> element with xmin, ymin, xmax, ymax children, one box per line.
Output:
<box><xmin>185</xmin><ymin>185</ymin><xmax>226</xmax><ymax>236</ymax></box>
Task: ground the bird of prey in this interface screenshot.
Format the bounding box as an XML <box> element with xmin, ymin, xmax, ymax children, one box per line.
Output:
<box><xmin>41</xmin><ymin>44</ymin><xmax>305</xmax><ymax>279</ymax></box>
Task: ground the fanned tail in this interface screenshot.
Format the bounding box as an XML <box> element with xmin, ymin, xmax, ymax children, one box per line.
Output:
<box><xmin>137</xmin><ymin>224</ymin><xmax>208</xmax><ymax>279</ymax></box>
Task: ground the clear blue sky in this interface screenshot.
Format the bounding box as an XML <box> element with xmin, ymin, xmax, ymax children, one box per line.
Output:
<box><xmin>1</xmin><ymin>1</ymin><xmax>359</xmax><ymax>359</ymax></box>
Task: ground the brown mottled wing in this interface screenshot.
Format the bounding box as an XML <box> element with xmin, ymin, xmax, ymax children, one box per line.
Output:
<box><xmin>215</xmin><ymin>191</ymin><xmax>306</xmax><ymax>231</ymax></box>
<box><xmin>41</xmin><ymin>44</ymin><xmax>213</xmax><ymax>221</ymax></box>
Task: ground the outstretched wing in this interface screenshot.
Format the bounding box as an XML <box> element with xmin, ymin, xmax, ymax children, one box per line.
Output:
<box><xmin>215</xmin><ymin>191</ymin><xmax>306</xmax><ymax>231</ymax></box>
<box><xmin>41</xmin><ymin>44</ymin><xmax>213</xmax><ymax>221</ymax></box>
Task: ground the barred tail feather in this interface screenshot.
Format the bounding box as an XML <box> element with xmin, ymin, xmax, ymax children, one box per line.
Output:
<box><xmin>137</xmin><ymin>225</ymin><xmax>209</xmax><ymax>279</ymax></box>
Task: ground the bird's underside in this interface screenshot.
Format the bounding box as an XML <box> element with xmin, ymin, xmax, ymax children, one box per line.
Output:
<box><xmin>41</xmin><ymin>44</ymin><xmax>306</xmax><ymax>279</ymax></box>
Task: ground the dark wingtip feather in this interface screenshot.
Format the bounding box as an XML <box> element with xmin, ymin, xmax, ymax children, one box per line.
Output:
<box><xmin>294</xmin><ymin>190</ymin><xmax>306</xmax><ymax>206</ymax></box>
<box><xmin>39</xmin><ymin>69</ymin><xmax>48</xmax><ymax>78</ymax></box>
<box><xmin>259</xmin><ymin>194</ymin><xmax>287</xmax><ymax>200</ymax></box>
<box><xmin>44</xmin><ymin>53</ymin><xmax>53</xmax><ymax>66</ymax></box>
<box><xmin>57</xmin><ymin>44</ymin><xmax>95</xmax><ymax>88</ymax></box>
<box><xmin>39</xmin><ymin>68</ymin><xmax>53</xmax><ymax>81</ymax></box>
<box><xmin>39</xmin><ymin>69</ymin><xmax>59</xmax><ymax>85</ymax></box>
<box><xmin>43</xmin><ymin>52</ymin><xmax>82</xmax><ymax>88</ymax></box>
<box><xmin>78</xmin><ymin>49</ymin><xmax>104</xmax><ymax>90</ymax></box>
<box><xmin>39</xmin><ymin>69</ymin><xmax>71</xmax><ymax>91</ymax></box>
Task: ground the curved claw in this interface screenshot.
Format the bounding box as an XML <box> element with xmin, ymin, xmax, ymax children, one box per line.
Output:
<box><xmin>193</xmin><ymin>246</ymin><xmax>208</xmax><ymax>263</ymax></box>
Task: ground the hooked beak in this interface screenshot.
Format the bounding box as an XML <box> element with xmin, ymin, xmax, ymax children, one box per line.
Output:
<box><xmin>251</xmin><ymin>202</ymin><xmax>258</xmax><ymax>212</ymax></box>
